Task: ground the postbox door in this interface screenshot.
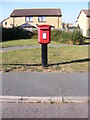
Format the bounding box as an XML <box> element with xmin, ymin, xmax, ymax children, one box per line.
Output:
<box><xmin>40</xmin><ymin>30</ymin><xmax>49</xmax><ymax>44</ymax></box>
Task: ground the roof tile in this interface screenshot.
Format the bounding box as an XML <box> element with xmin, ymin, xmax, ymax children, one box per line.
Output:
<box><xmin>10</xmin><ymin>8</ymin><xmax>62</xmax><ymax>17</ymax></box>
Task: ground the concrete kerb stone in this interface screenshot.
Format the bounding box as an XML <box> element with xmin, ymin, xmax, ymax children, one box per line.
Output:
<box><xmin>0</xmin><ymin>96</ymin><xmax>22</xmax><ymax>103</ymax></box>
<box><xmin>63</xmin><ymin>97</ymin><xmax>88</xmax><ymax>103</ymax></box>
<box><xmin>22</xmin><ymin>97</ymin><xmax>48</xmax><ymax>103</ymax></box>
<box><xmin>0</xmin><ymin>96</ymin><xmax>88</xmax><ymax>103</ymax></box>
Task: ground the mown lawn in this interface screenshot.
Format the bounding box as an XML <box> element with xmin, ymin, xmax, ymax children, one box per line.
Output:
<box><xmin>2</xmin><ymin>45</ymin><xmax>89</xmax><ymax>72</ymax></box>
<box><xmin>1</xmin><ymin>39</ymin><xmax>38</xmax><ymax>48</ymax></box>
<box><xmin>1</xmin><ymin>39</ymin><xmax>60</xmax><ymax>48</ymax></box>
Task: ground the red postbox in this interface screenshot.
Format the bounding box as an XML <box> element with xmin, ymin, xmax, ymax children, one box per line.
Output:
<box><xmin>37</xmin><ymin>25</ymin><xmax>51</xmax><ymax>67</ymax></box>
<box><xmin>38</xmin><ymin>25</ymin><xmax>51</xmax><ymax>44</ymax></box>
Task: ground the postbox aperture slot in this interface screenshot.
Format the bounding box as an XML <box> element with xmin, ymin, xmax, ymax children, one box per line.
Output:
<box><xmin>42</xmin><ymin>32</ymin><xmax>47</xmax><ymax>40</ymax></box>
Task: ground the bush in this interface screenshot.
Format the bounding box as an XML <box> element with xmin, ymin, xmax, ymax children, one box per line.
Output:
<box><xmin>51</xmin><ymin>29</ymin><xmax>84</xmax><ymax>45</ymax></box>
<box><xmin>2</xmin><ymin>27</ymin><xmax>34</xmax><ymax>42</ymax></box>
<box><xmin>51</xmin><ymin>30</ymin><xmax>62</xmax><ymax>42</ymax></box>
<box><xmin>72</xmin><ymin>29</ymin><xmax>84</xmax><ymax>45</ymax></box>
<box><xmin>61</xmin><ymin>30</ymin><xmax>72</xmax><ymax>44</ymax></box>
<box><xmin>32</xmin><ymin>30</ymin><xmax>38</xmax><ymax>39</ymax></box>
<box><xmin>86</xmin><ymin>29</ymin><xmax>90</xmax><ymax>38</ymax></box>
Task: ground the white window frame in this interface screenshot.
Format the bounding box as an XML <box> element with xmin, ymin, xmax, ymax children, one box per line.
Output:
<box><xmin>38</xmin><ymin>16</ymin><xmax>46</xmax><ymax>22</ymax></box>
<box><xmin>25</xmin><ymin>16</ymin><xmax>33</xmax><ymax>22</ymax></box>
<box><xmin>29</xmin><ymin>16</ymin><xmax>33</xmax><ymax>22</ymax></box>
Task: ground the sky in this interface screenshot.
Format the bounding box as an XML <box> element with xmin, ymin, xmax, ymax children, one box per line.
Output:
<box><xmin>0</xmin><ymin>1</ymin><xmax>89</xmax><ymax>25</ymax></box>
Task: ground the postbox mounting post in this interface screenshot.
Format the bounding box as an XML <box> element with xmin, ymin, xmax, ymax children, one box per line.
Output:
<box><xmin>41</xmin><ymin>44</ymin><xmax>47</xmax><ymax>67</ymax></box>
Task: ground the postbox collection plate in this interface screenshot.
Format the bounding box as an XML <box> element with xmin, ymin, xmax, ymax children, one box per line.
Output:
<box><xmin>42</xmin><ymin>32</ymin><xmax>47</xmax><ymax>39</ymax></box>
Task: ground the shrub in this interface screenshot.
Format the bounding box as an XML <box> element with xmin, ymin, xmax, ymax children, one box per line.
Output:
<box><xmin>72</xmin><ymin>29</ymin><xmax>84</xmax><ymax>45</ymax></box>
<box><xmin>32</xmin><ymin>30</ymin><xmax>38</xmax><ymax>39</ymax></box>
<box><xmin>61</xmin><ymin>30</ymin><xmax>72</xmax><ymax>44</ymax></box>
<box><xmin>86</xmin><ymin>29</ymin><xmax>90</xmax><ymax>38</ymax></box>
<box><xmin>2</xmin><ymin>27</ymin><xmax>34</xmax><ymax>42</ymax></box>
<box><xmin>51</xmin><ymin>29</ymin><xmax>84</xmax><ymax>45</ymax></box>
<box><xmin>51</xmin><ymin>30</ymin><xmax>62</xmax><ymax>42</ymax></box>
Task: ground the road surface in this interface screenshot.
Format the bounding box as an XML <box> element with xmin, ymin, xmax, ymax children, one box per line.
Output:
<box><xmin>2</xmin><ymin>72</ymin><xmax>88</xmax><ymax>97</ymax></box>
<box><xmin>2</xmin><ymin>102</ymin><xmax>88</xmax><ymax>118</ymax></box>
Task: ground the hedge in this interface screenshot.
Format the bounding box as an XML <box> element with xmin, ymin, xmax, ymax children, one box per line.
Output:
<box><xmin>2</xmin><ymin>27</ymin><xmax>34</xmax><ymax>42</ymax></box>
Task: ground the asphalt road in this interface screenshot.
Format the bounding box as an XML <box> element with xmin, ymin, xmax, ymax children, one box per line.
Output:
<box><xmin>2</xmin><ymin>72</ymin><xmax>88</xmax><ymax>97</ymax></box>
<box><xmin>2</xmin><ymin>102</ymin><xmax>88</xmax><ymax>118</ymax></box>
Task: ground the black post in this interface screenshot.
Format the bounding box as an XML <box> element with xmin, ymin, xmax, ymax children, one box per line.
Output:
<box><xmin>41</xmin><ymin>44</ymin><xmax>47</xmax><ymax>67</ymax></box>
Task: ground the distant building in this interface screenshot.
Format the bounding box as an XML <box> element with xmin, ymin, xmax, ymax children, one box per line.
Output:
<box><xmin>2</xmin><ymin>8</ymin><xmax>62</xmax><ymax>29</ymax></box>
<box><xmin>65</xmin><ymin>23</ymin><xmax>73</xmax><ymax>28</ymax></box>
<box><xmin>61</xmin><ymin>22</ymin><xmax>73</xmax><ymax>29</ymax></box>
<box><xmin>76</xmin><ymin>9</ymin><xmax>90</xmax><ymax>37</ymax></box>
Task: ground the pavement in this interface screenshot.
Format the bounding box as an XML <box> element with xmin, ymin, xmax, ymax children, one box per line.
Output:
<box><xmin>1</xmin><ymin>72</ymin><xmax>88</xmax><ymax>103</ymax></box>
<box><xmin>1</xmin><ymin>44</ymin><xmax>88</xmax><ymax>52</ymax></box>
<box><xmin>1</xmin><ymin>45</ymin><xmax>40</xmax><ymax>52</ymax></box>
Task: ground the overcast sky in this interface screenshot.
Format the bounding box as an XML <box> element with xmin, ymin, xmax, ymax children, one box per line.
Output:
<box><xmin>0</xmin><ymin>1</ymin><xmax>89</xmax><ymax>25</ymax></box>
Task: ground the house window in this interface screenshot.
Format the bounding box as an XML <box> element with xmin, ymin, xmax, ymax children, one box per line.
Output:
<box><xmin>38</xmin><ymin>16</ymin><xmax>46</xmax><ymax>22</ymax></box>
<box><xmin>29</xmin><ymin>17</ymin><xmax>33</xmax><ymax>22</ymax></box>
<box><xmin>5</xmin><ymin>22</ymin><xmax>7</xmax><ymax>25</ymax></box>
<box><xmin>25</xmin><ymin>16</ymin><xmax>33</xmax><ymax>22</ymax></box>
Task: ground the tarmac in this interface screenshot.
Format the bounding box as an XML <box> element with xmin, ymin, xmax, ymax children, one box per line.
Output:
<box><xmin>1</xmin><ymin>71</ymin><xmax>88</xmax><ymax>103</ymax></box>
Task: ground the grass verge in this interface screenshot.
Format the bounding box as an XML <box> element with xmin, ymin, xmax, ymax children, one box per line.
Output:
<box><xmin>2</xmin><ymin>45</ymin><xmax>89</xmax><ymax>72</ymax></box>
<box><xmin>1</xmin><ymin>39</ymin><xmax>38</xmax><ymax>48</ymax></box>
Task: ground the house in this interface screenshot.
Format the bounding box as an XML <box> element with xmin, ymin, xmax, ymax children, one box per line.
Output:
<box><xmin>1</xmin><ymin>17</ymin><xmax>14</xmax><ymax>28</ymax></box>
<box><xmin>2</xmin><ymin>8</ymin><xmax>62</xmax><ymax>29</ymax></box>
<box><xmin>76</xmin><ymin>9</ymin><xmax>90</xmax><ymax>37</ymax></box>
